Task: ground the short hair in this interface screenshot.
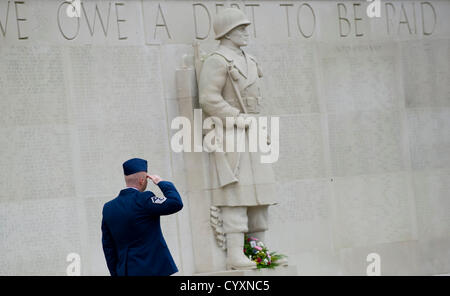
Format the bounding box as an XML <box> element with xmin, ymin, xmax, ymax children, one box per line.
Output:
<box><xmin>125</xmin><ymin>171</ymin><xmax>146</xmax><ymax>186</ymax></box>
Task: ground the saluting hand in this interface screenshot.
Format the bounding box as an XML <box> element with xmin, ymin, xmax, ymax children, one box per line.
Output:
<box><xmin>147</xmin><ymin>175</ymin><xmax>163</xmax><ymax>185</ymax></box>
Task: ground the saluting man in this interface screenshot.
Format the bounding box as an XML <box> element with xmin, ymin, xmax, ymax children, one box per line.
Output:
<box><xmin>101</xmin><ymin>158</ymin><xmax>183</xmax><ymax>276</ymax></box>
<box><xmin>198</xmin><ymin>8</ymin><xmax>286</xmax><ymax>270</ymax></box>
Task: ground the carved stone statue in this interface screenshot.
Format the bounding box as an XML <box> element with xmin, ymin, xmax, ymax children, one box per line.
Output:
<box><xmin>196</xmin><ymin>8</ymin><xmax>286</xmax><ymax>270</ymax></box>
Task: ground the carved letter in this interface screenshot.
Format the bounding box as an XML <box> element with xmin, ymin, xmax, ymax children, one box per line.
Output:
<box><xmin>385</xmin><ymin>2</ymin><xmax>395</xmax><ymax>35</ymax></box>
<box><xmin>412</xmin><ymin>2</ymin><xmax>417</xmax><ymax>34</ymax></box>
<box><xmin>230</xmin><ymin>3</ymin><xmax>240</xmax><ymax>10</ymax></box>
<box><xmin>0</xmin><ymin>1</ymin><xmax>10</xmax><ymax>37</ymax></box>
<box><xmin>193</xmin><ymin>3</ymin><xmax>210</xmax><ymax>40</ymax></box>
<box><xmin>14</xmin><ymin>1</ymin><xmax>27</xmax><ymax>39</ymax></box>
<box><xmin>398</xmin><ymin>3</ymin><xmax>412</xmax><ymax>34</ymax></box>
<box><xmin>353</xmin><ymin>3</ymin><xmax>364</xmax><ymax>37</ymax></box>
<box><xmin>421</xmin><ymin>2</ymin><xmax>436</xmax><ymax>36</ymax></box>
<box><xmin>297</xmin><ymin>3</ymin><xmax>315</xmax><ymax>38</ymax></box>
<box><xmin>57</xmin><ymin>1</ymin><xmax>80</xmax><ymax>40</ymax></box>
<box><xmin>215</xmin><ymin>3</ymin><xmax>224</xmax><ymax>14</ymax></box>
<box><xmin>115</xmin><ymin>2</ymin><xmax>127</xmax><ymax>40</ymax></box>
<box><xmin>154</xmin><ymin>3</ymin><xmax>171</xmax><ymax>39</ymax></box>
<box><xmin>81</xmin><ymin>2</ymin><xmax>111</xmax><ymax>37</ymax></box>
<box><xmin>280</xmin><ymin>3</ymin><xmax>294</xmax><ymax>37</ymax></box>
<box><xmin>337</xmin><ymin>3</ymin><xmax>351</xmax><ymax>37</ymax></box>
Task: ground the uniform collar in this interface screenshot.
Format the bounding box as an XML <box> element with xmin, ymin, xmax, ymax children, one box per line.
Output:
<box><xmin>125</xmin><ymin>186</ymin><xmax>140</xmax><ymax>191</ymax></box>
<box><xmin>216</xmin><ymin>45</ymin><xmax>249</xmax><ymax>78</ymax></box>
<box><xmin>119</xmin><ymin>187</ymin><xmax>156</xmax><ymax>198</ymax></box>
<box><xmin>120</xmin><ymin>187</ymin><xmax>140</xmax><ymax>195</ymax></box>
<box><xmin>216</xmin><ymin>45</ymin><xmax>240</xmax><ymax>62</ymax></box>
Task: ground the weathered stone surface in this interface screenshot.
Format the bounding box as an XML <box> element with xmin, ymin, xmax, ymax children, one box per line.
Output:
<box><xmin>0</xmin><ymin>0</ymin><xmax>449</xmax><ymax>275</ymax></box>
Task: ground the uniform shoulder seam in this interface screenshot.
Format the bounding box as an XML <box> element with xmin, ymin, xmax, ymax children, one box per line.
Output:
<box><xmin>210</xmin><ymin>51</ymin><xmax>233</xmax><ymax>63</ymax></box>
<box><xmin>140</xmin><ymin>190</ymin><xmax>155</xmax><ymax>198</ymax></box>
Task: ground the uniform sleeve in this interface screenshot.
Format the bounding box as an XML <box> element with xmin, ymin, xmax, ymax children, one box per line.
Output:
<box><xmin>141</xmin><ymin>181</ymin><xmax>183</xmax><ymax>216</ymax></box>
<box><xmin>199</xmin><ymin>55</ymin><xmax>240</xmax><ymax>122</ymax></box>
<box><xmin>101</xmin><ymin>211</ymin><xmax>118</xmax><ymax>276</ymax></box>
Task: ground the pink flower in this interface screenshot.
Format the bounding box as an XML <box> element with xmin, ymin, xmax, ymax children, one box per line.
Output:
<box><xmin>254</xmin><ymin>246</ymin><xmax>262</xmax><ymax>251</ymax></box>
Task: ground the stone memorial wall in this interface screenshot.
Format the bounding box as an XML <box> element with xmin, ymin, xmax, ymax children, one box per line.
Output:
<box><xmin>0</xmin><ymin>0</ymin><xmax>449</xmax><ymax>275</ymax></box>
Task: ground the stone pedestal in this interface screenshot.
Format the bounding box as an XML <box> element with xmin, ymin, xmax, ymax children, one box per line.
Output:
<box><xmin>194</xmin><ymin>265</ymin><xmax>297</xmax><ymax>276</ymax></box>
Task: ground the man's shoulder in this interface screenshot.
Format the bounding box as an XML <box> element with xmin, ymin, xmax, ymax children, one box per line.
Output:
<box><xmin>103</xmin><ymin>190</ymin><xmax>131</xmax><ymax>209</ymax></box>
<box><xmin>138</xmin><ymin>190</ymin><xmax>156</xmax><ymax>198</ymax></box>
<box><xmin>132</xmin><ymin>190</ymin><xmax>157</xmax><ymax>209</ymax></box>
<box><xmin>102</xmin><ymin>198</ymin><xmax>117</xmax><ymax>215</ymax></box>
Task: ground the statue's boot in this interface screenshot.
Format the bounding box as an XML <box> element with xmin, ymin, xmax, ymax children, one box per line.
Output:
<box><xmin>226</xmin><ymin>232</ymin><xmax>257</xmax><ymax>270</ymax></box>
<box><xmin>247</xmin><ymin>231</ymin><xmax>288</xmax><ymax>266</ymax></box>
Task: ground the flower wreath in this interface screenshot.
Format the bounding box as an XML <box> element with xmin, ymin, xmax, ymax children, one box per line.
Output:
<box><xmin>243</xmin><ymin>234</ymin><xmax>287</xmax><ymax>269</ymax></box>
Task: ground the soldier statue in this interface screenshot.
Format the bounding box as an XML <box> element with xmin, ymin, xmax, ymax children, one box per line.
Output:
<box><xmin>197</xmin><ymin>8</ymin><xmax>287</xmax><ymax>270</ymax></box>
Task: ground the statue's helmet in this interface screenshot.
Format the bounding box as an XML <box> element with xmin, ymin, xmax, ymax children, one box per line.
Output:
<box><xmin>213</xmin><ymin>8</ymin><xmax>251</xmax><ymax>40</ymax></box>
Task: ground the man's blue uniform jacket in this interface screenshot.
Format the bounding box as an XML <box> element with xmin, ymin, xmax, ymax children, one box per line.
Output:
<box><xmin>101</xmin><ymin>181</ymin><xmax>183</xmax><ymax>276</ymax></box>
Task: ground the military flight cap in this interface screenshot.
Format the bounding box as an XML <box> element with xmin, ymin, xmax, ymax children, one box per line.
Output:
<box><xmin>123</xmin><ymin>158</ymin><xmax>148</xmax><ymax>176</ymax></box>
